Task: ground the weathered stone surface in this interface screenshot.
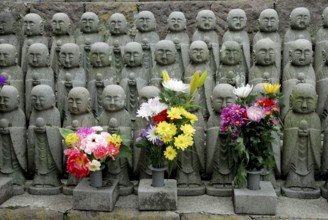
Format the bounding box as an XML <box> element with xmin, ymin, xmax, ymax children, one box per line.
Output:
<box><xmin>181</xmin><ymin>213</ymin><xmax>251</xmax><ymax>220</ymax></box>
<box><xmin>0</xmin><ymin>208</ymin><xmax>63</xmax><ymax>220</ymax></box>
<box><xmin>0</xmin><ymin>178</ymin><xmax>13</xmax><ymax>205</ymax></box>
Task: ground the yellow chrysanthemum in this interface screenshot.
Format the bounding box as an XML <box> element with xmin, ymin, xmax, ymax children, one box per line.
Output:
<box><xmin>182</xmin><ymin>111</ymin><xmax>198</xmax><ymax>124</ymax></box>
<box><xmin>180</xmin><ymin>124</ymin><xmax>195</xmax><ymax>136</ymax></box>
<box><xmin>164</xmin><ymin>146</ymin><xmax>177</xmax><ymax>160</ymax></box>
<box><xmin>167</xmin><ymin>107</ymin><xmax>183</xmax><ymax>119</ymax></box>
<box><xmin>162</xmin><ymin>70</ymin><xmax>170</xmax><ymax>82</ymax></box>
<box><xmin>174</xmin><ymin>134</ymin><xmax>193</xmax><ymax>151</ymax></box>
<box><xmin>156</xmin><ymin>122</ymin><xmax>177</xmax><ymax>143</ymax></box>
<box><xmin>65</xmin><ymin>133</ymin><xmax>80</xmax><ymax>147</ymax></box>
<box><xmin>263</xmin><ymin>83</ymin><xmax>281</xmax><ymax>94</ymax></box>
<box><xmin>108</xmin><ymin>134</ymin><xmax>122</xmax><ymax>146</ymax></box>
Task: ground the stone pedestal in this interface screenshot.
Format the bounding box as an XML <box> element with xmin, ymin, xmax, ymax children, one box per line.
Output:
<box><xmin>321</xmin><ymin>182</ymin><xmax>328</xmax><ymax>199</ymax></box>
<box><xmin>138</xmin><ymin>179</ymin><xmax>177</xmax><ymax>211</ymax></box>
<box><xmin>0</xmin><ymin>178</ymin><xmax>13</xmax><ymax>205</ymax></box>
<box><xmin>73</xmin><ymin>178</ymin><xmax>119</xmax><ymax>211</ymax></box>
<box><xmin>178</xmin><ymin>184</ymin><xmax>205</xmax><ymax>196</ymax></box>
<box><xmin>282</xmin><ymin>185</ymin><xmax>321</xmax><ymax>199</ymax></box>
<box><xmin>206</xmin><ymin>184</ymin><xmax>233</xmax><ymax>197</ymax></box>
<box><xmin>233</xmin><ymin>181</ymin><xmax>277</xmax><ymax>215</ymax></box>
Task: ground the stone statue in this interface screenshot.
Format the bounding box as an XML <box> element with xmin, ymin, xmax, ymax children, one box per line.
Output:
<box><xmin>88</xmin><ymin>42</ymin><xmax>116</xmax><ymax>117</ymax></box>
<box><xmin>206</xmin><ymin>84</ymin><xmax>236</xmax><ymax>196</ymax></box>
<box><xmin>283</xmin><ymin>7</ymin><xmax>311</xmax><ymax>69</ymax></box>
<box><xmin>165</xmin><ymin>11</ymin><xmax>190</xmax><ymax>73</ymax></box>
<box><xmin>0</xmin><ymin>86</ymin><xmax>26</xmax><ymax>195</ymax></box>
<box><xmin>249</xmin><ymin>38</ymin><xmax>279</xmax><ymax>86</ymax></box>
<box><xmin>150</xmin><ymin>40</ymin><xmax>182</xmax><ymax>88</ymax></box>
<box><xmin>0</xmin><ymin>44</ymin><xmax>24</xmax><ymax>111</ymax></box>
<box><xmin>25</xmin><ymin>43</ymin><xmax>54</xmax><ymax>119</ymax></box>
<box><xmin>217</xmin><ymin>41</ymin><xmax>244</xmax><ymax>87</ymax></box>
<box><xmin>57</xmin><ymin>43</ymin><xmax>86</xmax><ymax>120</ymax></box>
<box><xmin>50</xmin><ymin>13</ymin><xmax>75</xmax><ymax>79</ymax></box>
<box><xmin>253</xmin><ymin>9</ymin><xmax>281</xmax><ymax>76</ymax></box>
<box><xmin>99</xmin><ymin>85</ymin><xmax>133</xmax><ymax>195</ymax></box>
<box><xmin>134</xmin><ymin>11</ymin><xmax>160</xmax><ymax>78</ymax></box>
<box><xmin>192</xmin><ymin>10</ymin><xmax>220</xmax><ymax>75</ymax></box>
<box><xmin>184</xmin><ymin>40</ymin><xmax>214</xmax><ymax>119</ymax></box>
<box><xmin>223</xmin><ymin>9</ymin><xmax>250</xmax><ymax>75</ymax></box>
<box><xmin>76</xmin><ymin>12</ymin><xmax>104</xmax><ymax>77</ymax></box>
<box><xmin>315</xmin><ymin>7</ymin><xmax>328</xmax><ymax>73</ymax></box>
<box><xmin>282</xmin><ymin>39</ymin><xmax>315</xmax><ymax>118</ymax></box>
<box><xmin>282</xmin><ymin>83</ymin><xmax>321</xmax><ymax>199</ymax></box>
<box><xmin>28</xmin><ymin>85</ymin><xmax>62</xmax><ymax>195</ymax></box>
<box><xmin>21</xmin><ymin>13</ymin><xmax>48</xmax><ymax>74</ymax></box>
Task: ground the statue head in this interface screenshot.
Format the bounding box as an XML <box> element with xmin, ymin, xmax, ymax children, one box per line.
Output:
<box><xmin>211</xmin><ymin>84</ymin><xmax>236</xmax><ymax>113</ymax></box>
<box><xmin>322</xmin><ymin>7</ymin><xmax>328</xmax><ymax>28</ymax></box>
<box><xmin>167</xmin><ymin>11</ymin><xmax>187</xmax><ymax>32</ymax></box>
<box><xmin>154</xmin><ymin>40</ymin><xmax>177</xmax><ymax>65</ymax></box>
<box><xmin>289</xmin><ymin>39</ymin><xmax>313</xmax><ymax>66</ymax></box>
<box><xmin>290</xmin><ymin>82</ymin><xmax>317</xmax><ymax>114</ymax></box>
<box><xmin>52</xmin><ymin>13</ymin><xmax>72</xmax><ymax>35</ymax></box>
<box><xmin>90</xmin><ymin>42</ymin><xmax>111</xmax><ymax>67</ymax></box>
<box><xmin>227</xmin><ymin>9</ymin><xmax>247</xmax><ymax>31</ymax></box>
<box><xmin>189</xmin><ymin>40</ymin><xmax>209</xmax><ymax>64</ymax></box>
<box><xmin>27</xmin><ymin>43</ymin><xmax>49</xmax><ymax>68</ymax></box>
<box><xmin>290</xmin><ymin>7</ymin><xmax>310</xmax><ymax>30</ymax></box>
<box><xmin>123</xmin><ymin>42</ymin><xmax>143</xmax><ymax>67</ymax></box>
<box><xmin>102</xmin><ymin>85</ymin><xmax>126</xmax><ymax>112</ymax></box>
<box><xmin>67</xmin><ymin>87</ymin><xmax>91</xmax><ymax>115</ymax></box>
<box><xmin>31</xmin><ymin>85</ymin><xmax>55</xmax><ymax>111</ymax></box>
<box><xmin>109</xmin><ymin>13</ymin><xmax>128</xmax><ymax>35</ymax></box>
<box><xmin>0</xmin><ymin>85</ymin><xmax>19</xmax><ymax>112</ymax></box>
<box><xmin>258</xmin><ymin>9</ymin><xmax>279</xmax><ymax>32</ymax></box>
<box><xmin>136</xmin><ymin>11</ymin><xmax>156</xmax><ymax>32</ymax></box>
<box><xmin>80</xmin><ymin>12</ymin><xmax>99</xmax><ymax>34</ymax></box>
<box><xmin>59</xmin><ymin>43</ymin><xmax>81</xmax><ymax>68</ymax></box>
<box><xmin>196</xmin><ymin>10</ymin><xmax>216</xmax><ymax>31</ymax></box>
<box><xmin>253</xmin><ymin>38</ymin><xmax>276</xmax><ymax>66</ymax></box>
<box><xmin>0</xmin><ymin>44</ymin><xmax>17</xmax><ymax>67</ymax></box>
<box><xmin>0</xmin><ymin>12</ymin><xmax>15</xmax><ymax>35</ymax></box>
<box><xmin>220</xmin><ymin>40</ymin><xmax>242</xmax><ymax>65</ymax></box>
<box><xmin>138</xmin><ymin>86</ymin><xmax>160</xmax><ymax>104</ymax></box>
<box><xmin>23</xmin><ymin>13</ymin><xmax>44</xmax><ymax>36</ymax></box>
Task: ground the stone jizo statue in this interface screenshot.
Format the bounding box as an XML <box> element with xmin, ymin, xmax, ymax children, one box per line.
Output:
<box><xmin>107</xmin><ymin>13</ymin><xmax>131</xmax><ymax>47</ymax></box>
<box><xmin>315</xmin><ymin>7</ymin><xmax>328</xmax><ymax>73</ymax></box>
<box><xmin>317</xmin><ymin>41</ymin><xmax>328</xmax><ymax>129</ymax></box>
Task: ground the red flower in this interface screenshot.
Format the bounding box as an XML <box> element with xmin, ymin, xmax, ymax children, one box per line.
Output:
<box><xmin>93</xmin><ymin>145</ymin><xmax>108</xmax><ymax>160</ymax></box>
<box><xmin>153</xmin><ymin>110</ymin><xmax>169</xmax><ymax>122</ymax></box>
<box><xmin>242</xmin><ymin>111</ymin><xmax>248</xmax><ymax>118</ymax></box>
<box><xmin>66</xmin><ymin>151</ymin><xmax>90</xmax><ymax>178</ymax></box>
<box><xmin>261</xmin><ymin>98</ymin><xmax>274</xmax><ymax>107</ymax></box>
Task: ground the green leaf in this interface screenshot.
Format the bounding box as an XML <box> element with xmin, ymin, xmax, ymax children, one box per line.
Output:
<box><xmin>190</xmin><ymin>71</ymin><xmax>200</xmax><ymax>96</ymax></box>
<box><xmin>116</xmin><ymin>145</ymin><xmax>132</xmax><ymax>159</ymax></box>
<box><xmin>59</xmin><ymin>128</ymin><xmax>73</xmax><ymax>138</ymax></box>
<box><xmin>197</xmin><ymin>71</ymin><xmax>208</xmax><ymax>88</ymax></box>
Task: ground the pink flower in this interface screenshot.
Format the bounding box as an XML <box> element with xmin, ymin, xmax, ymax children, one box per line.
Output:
<box><xmin>66</xmin><ymin>150</ymin><xmax>90</xmax><ymax>178</ymax></box>
<box><xmin>246</xmin><ymin>106</ymin><xmax>265</xmax><ymax>122</ymax></box>
<box><xmin>76</xmin><ymin>127</ymin><xmax>95</xmax><ymax>138</ymax></box>
<box><xmin>107</xmin><ymin>143</ymin><xmax>120</xmax><ymax>159</ymax></box>
<box><xmin>93</xmin><ymin>145</ymin><xmax>108</xmax><ymax>160</ymax></box>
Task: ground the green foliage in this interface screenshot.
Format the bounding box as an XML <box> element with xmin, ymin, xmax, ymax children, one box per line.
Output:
<box><xmin>59</xmin><ymin>128</ymin><xmax>73</xmax><ymax>138</ymax></box>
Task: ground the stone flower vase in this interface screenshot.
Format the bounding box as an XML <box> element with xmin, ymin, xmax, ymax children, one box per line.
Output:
<box><xmin>151</xmin><ymin>166</ymin><xmax>166</xmax><ymax>187</ymax></box>
<box><xmin>89</xmin><ymin>166</ymin><xmax>104</xmax><ymax>188</ymax></box>
<box><xmin>247</xmin><ymin>170</ymin><xmax>261</xmax><ymax>190</ymax></box>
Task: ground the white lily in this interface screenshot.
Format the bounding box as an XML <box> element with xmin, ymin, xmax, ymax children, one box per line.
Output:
<box><xmin>162</xmin><ymin>79</ymin><xmax>189</xmax><ymax>93</ymax></box>
<box><xmin>233</xmin><ymin>84</ymin><xmax>253</xmax><ymax>98</ymax></box>
<box><xmin>136</xmin><ymin>97</ymin><xmax>168</xmax><ymax>120</ymax></box>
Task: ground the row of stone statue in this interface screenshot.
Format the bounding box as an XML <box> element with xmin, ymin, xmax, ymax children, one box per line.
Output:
<box><xmin>0</xmin><ymin>77</ymin><xmax>327</xmax><ymax>199</ymax></box>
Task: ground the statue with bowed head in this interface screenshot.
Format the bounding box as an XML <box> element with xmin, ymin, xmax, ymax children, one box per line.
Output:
<box><xmin>217</xmin><ymin>41</ymin><xmax>244</xmax><ymax>87</ymax></box>
<box><xmin>57</xmin><ymin>43</ymin><xmax>86</xmax><ymax>120</ymax></box>
<box><xmin>184</xmin><ymin>40</ymin><xmax>213</xmax><ymax>119</ymax></box>
<box><xmin>0</xmin><ymin>12</ymin><xmax>20</xmax><ymax>60</ymax></box>
<box><xmin>21</xmin><ymin>13</ymin><xmax>48</xmax><ymax>74</ymax></box>
<box><xmin>150</xmin><ymin>40</ymin><xmax>182</xmax><ymax>88</ymax></box>
<box><xmin>28</xmin><ymin>85</ymin><xmax>62</xmax><ymax>195</ymax></box>
<box><xmin>281</xmin><ymin>39</ymin><xmax>315</xmax><ymax>118</ymax></box>
<box><xmin>192</xmin><ymin>10</ymin><xmax>219</xmax><ymax>75</ymax></box>
<box><xmin>88</xmin><ymin>42</ymin><xmax>115</xmax><ymax>117</ymax></box>
<box><xmin>50</xmin><ymin>13</ymin><xmax>75</xmax><ymax>78</ymax></box>
<box><xmin>165</xmin><ymin>11</ymin><xmax>190</xmax><ymax>73</ymax></box>
<box><xmin>283</xmin><ymin>7</ymin><xmax>311</xmax><ymax>69</ymax></box>
<box><xmin>25</xmin><ymin>43</ymin><xmax>54</xmax><ymax>119</ymax></box>
<box><xmin>99</xmin><ymin>85</ymin><xmax>133</xmax><ymax>195</ymax></box>
<box><xmin>282</xmin><ymin>82</ymin><xmax>321</xmax><ymax>199</ymax></box>
<box><xmin>0</xmin><ymin>86</ymin><xmax>26</xmax><ymax>195</ymax></box>
<box><xmin>315</xmin><ymin>7</ymin><xmax>328</xmax><ymax>73</ymax></box>
<box><xmin>206</xmin><ymin>84</ymin><xmax>236</xmax><ymax>196</ymax></box>
<box><xmin>0</xmin><ymin>44</ymin><xmax>24</xmax><ymax>111</ymax></box>
<box><xmin>249</xmin><ymin>38</ymin><xmax>279</xmax><ymax>87</ymax></box>
<box><xmin>253</xmin><ymin>9</ymin><xmax>281</xmax><ymax>76</ymax></box>
<box><xmin>223</xmin><ymin>9</ymin><xmax>250</xmax><ymax>75</ymax></box>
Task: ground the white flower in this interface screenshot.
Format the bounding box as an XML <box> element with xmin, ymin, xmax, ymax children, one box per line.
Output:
<box><xmin>162</xmin><ymin>79</ymin><xmax>189</xmax><ymax>93</ymax></box>
<box><xmin>92</xmin><ymin>126</ymin><xmax>103</xmax><ymax>132</ymax></box>
<box><xmin>146</xmin><ymin>124</ymin><xmax>160</xmax><ymax>144</ymax></box>
<box><xmin>87</xmin><ymin>160</ymin><xmax>101</xmax><ymax>171</ymax></box>
<box><xmin>233</xmin><ymin>84</ymin><xmax>253</xmax><ymax>98</ymax></box>
<box><xmin>136</xmin><ymin>97</ymin><xmax>168</xmax><ymax>120</ymax></box>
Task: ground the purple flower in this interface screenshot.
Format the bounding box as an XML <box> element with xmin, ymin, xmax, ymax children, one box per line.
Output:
<box><xmin>230</xmin><ymin>104</ymin><xmax>245</xmax><ymax>116</ymax></box>
<box><xmin>0</xmin><ymin>75</ymin><xmax>7</xmax><ymax>86</ymax></box>
<box><xmin>231</xmin><ymin>115</ymin><xmax>245</xmax><ymax>127</ymax></box>
<box><xmin>76</xmin><ymin>127</ymin><xmax>95</xmax><ymax>138</ymax></box>
<box><xmin>136</xmin><ymin>137</ymin><xmax>143</xmax><ymax>143</ymax></box>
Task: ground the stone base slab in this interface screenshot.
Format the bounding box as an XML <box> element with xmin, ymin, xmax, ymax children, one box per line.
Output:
<box><xmin>0</xmin><ymin>178</ymin><xmax>12</xmax><ymax>205</ymax></box>
<box><xmin>12</xmin><ymin>185</ymin><xmax>24</xmax><ymax>196</ymax></box>
<box><xmin>28</xmin><ymin>185</ymin><xmax>62</xmax><ymax>195</ymax></box>
<box><xmin>282</xmin><ymin>185</ymin><xmax>321</xmax><ymax>199</ymax></box>
<box><xmin>233</xmin><ymin>181</ymin><xmax>277</xmax><ymax>215</ymax></box>
<box><xmin>178</xmin><ymin>184</ymin><xmax>205</xmax><ymax>196</ymax></box>
<box><xmin>321</xmin><ymin>182</ymin><xmax>327</xmax><ymax>198</ymax></box>
<box><xmin>138</xmin><ymin>179</ymin><xmax>177</xmax><ymax>211</ymax></box>
<box><xmin>73</xmin><ymin>178</ymin><xmax>119</xmax><ymax>211</ymax></box>
<box><xmin>206</xmin><ymin>185</ymin><xmax>233</xmax><ymax>197</ymax></box>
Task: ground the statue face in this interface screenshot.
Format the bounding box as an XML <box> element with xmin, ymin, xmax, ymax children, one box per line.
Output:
<box><xmin>68</xmin><ymin>91</ymin><xmax>89</xmax><ymax>115</ymax></box>
<box><xmin>291</xmin><ymin>86</ymin><xmax>317</xmax><ymax>113</ymax></box>
<box><xmin>290</xmin><ymin>41</ymin><xmax>312</xmax><ymax>66</ymax></box>
<box><xmin>196</xmin><ymin>11</ymin><xmax>216</xmax><ymax>31</ymax></box>
<box><xmin>23</xmin><ymin>14</ymin><xmax>43</xmax><ymax>36</ymax></box>
<box><xmin>0</xmin><ymin>86</ymin><xmax>18</xmax><ymax>112</ymax></box>
<box><xmin>168</xmin><ymin>12</ymin><xmax>186</xmax><ymax>32</ymax></box>
<box><xmin>190</xmin><ymin>42</ymin><xmax>209</xmax><ymax>64</ymax></box>
<box><xmin>212</xmin><ymin>86</ymin><xmax>235</xmax><ymax>113</ymax></box>
<box><xmin>0</xmin><ymin>45</ymin><xmax>16</xmax><ymax>67</ymax></box>
<box><xmin>90</xmin><ymin>45</ymin><xmax>111</xmax><ymax>67</ymax></box>
<box><xmin>52</xmin><ymin>13</ymin><xmax>71</xmax><ymax>35</ymax></box>
<box><xmin>227</xmin><ymin>10</ymin><xmax>246</xmax><ymax>31</ymax></box>
<box><xmin>102</xmin><ymin>86</ymin><xmax>126</xmax><ymax>111</ymax></box>
<box><xmin>220</xmin><ymin>42</ymin><xmax>241</xmax><ymax>65</ymax></box>
<box><xmin>109</xmin><ymin>13</ymin><xmax>127</xmax><ymax>35</ymax></box>
<box><xmin>254</xmin><ymin>43</ymin><xmax>275</xmax><ymax>65</ymax></box>
<box><xmin>80</xmin><ymin>13</ymin><xmax>99</xmax><ymax>33</ymax></box>
<box><xmin>0</xmin><ymin>14</ymin><xmax>14</xmax><ymax>35</ymax></box>
<box><xmin>28</xmin><ymin>44</ymin><xmax>48</xmax><ymax>67</ymax></box>
<box><xmin>290</xmin><ymin>8</ymin><xmax>310</xmax><ymax>30</ymax></box>
<box><xmin>136</xmin><ymin>12</ymin><xmax>156</xmax><ymax>32</ymax></box>
<box><xmin>124</xmin><ymin>43</ymin><xmax>143</xmax><ymax>67</ymax></box>
<box><xmin>59</xmin><ymin>44</ymin><xmax>80</xmax><ymax>68</ymax></box>
<box><xmin>259</xmin><ymin>10</ymin><xmax>279</xmax><ymax>32</ymax></box>
<box><xmin>31</xmin><ymin>87</ymin><xmax>54</xmax><ymax>111</ymax></box>
<box><xmin>155</xmin><ymin>42</ymin><xmax>176</xmax><ymax>65</ymax></box>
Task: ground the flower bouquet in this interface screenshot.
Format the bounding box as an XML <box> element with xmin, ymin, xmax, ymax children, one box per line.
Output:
<box><xmin>136</xmin><ymin>71</ymin><xmax>207</xmax><ymax>175</ymax></box>
<box><xmin>220</xmin><ymin>83</ymin><xmax>282</xmax><ymax>187</ymax></box>
<box><xmin>0</xmin><ymin>75</ymin><xmax>7</xmax><ymax>90</ymax></box>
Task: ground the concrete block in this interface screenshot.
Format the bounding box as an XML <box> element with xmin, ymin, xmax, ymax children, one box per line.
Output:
<box><xmin>73</xmin><ymin>178</ymin><xmax>119</xmax><ymax>212</ymax></box>
<box><xmin>233</xmin><ymin>181</ymin><xmax>277</xmax><ymax>215</ymax></box>
<box><xmin>0</xmin><ymin>178</ymin><xmax>13</xmax><ymax>205</ymax></box>
<box><xmin>138</xmin><ymin>179</ymin><xmax>177</xmax><ymax>211</ymax></box>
